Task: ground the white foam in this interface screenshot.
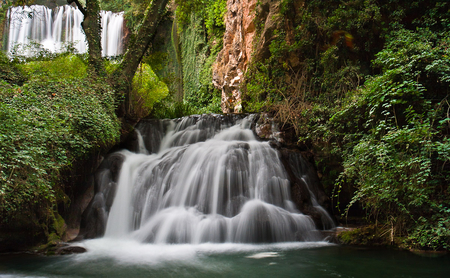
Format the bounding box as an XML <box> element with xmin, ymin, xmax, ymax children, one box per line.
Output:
<box><xmin>245</xmin><ymin>252</ymin><xmax>280</xmax><ymax>259</ymax></box>
<box><xmin>71</xmin><ymin>239</ymin><xmax>333</xmax><ymax>266</ymax></box>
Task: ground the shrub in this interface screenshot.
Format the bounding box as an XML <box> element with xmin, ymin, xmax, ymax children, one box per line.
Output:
<box><xmin>0</xmin><ymin>62</ymin><xmax>120</xmax><ymax>223</ymax></box>
<box><xmin>333</xmin><ymin>28</ymin><xmax>450</xmax><ymax>250</ymax></box>
<box><xmin>129</xmin><ymin>63</ymin><xmax>169</xmax><ymax>119</ymax></box>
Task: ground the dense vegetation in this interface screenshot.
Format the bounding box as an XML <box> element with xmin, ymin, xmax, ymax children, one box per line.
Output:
<box><xmin>1</xmin><ymin>0</ymin><xmax>449</xmax><ymax>251</ymax></box>
<box><xmin>150</xmin><ymin>0</ymin><xmax>225</xmax><ymax>116</ymax></box>
<box><xmin>0</xmin><ymin>0</ymin><xmax>225</xmax><ymax>246</ymax></box>
<box><xmin>0</xmin><ymin>0</ymin><xmax>170</xmax><ymax>245</ymax></box>
<box><xmin>244</xmin><ymin>0</ymin><xmax>450</xmax><ymax>250</ymax></box>
<box><xmin>0</xmin><ymin>51</ymin><xmax>120</xmax><ymax>240</ymax></box>
<box><xmin>100</xmin><ymin>0</ymin><xmax>224</xmax><ymax>117</ymax></box>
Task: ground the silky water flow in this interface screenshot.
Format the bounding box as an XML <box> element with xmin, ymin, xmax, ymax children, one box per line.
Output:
<box><xmin>3</xmin><ymin>5</ymin><xmax>123</xmax><ymax>56</ymax></box>
<box><xmin>98</xmin><ymin>115</ymin><xmax>333</xmax><ymax>244</ymax></box>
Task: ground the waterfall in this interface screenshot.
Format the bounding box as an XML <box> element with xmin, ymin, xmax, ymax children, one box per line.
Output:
<box><xmin>86</xmin><ymin>114</ymin><xmax>334</xmax><ymax>244</ymax></box>
<box><xmin>100</xmin><ymin>10</ymin><xmax>124</xmax><ymax>57</ymax></box>
<box><xmin>3</xmin><ymin>5</ymin><xmax>124</xmax><ymax>56</ymax></box>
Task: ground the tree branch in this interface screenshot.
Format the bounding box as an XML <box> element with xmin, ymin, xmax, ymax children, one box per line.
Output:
<box><xmin>67</xmin><ymin>0</ymin><xmax>86</xmax><ymax>15</ymax></box>
<box><xmin>113</xmin><ymin>0</ymin><xmax>169</xmax><ymax>89</ymax></box>
<box><xmin>110</xmin><ymin>0</ymin><xmax>169</xmax><ymax>119</ymax></box>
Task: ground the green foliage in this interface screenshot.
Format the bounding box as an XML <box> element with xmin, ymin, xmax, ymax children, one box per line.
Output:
<box><xmin>130</xmin><ymin>63</ymin><xmax>169</xmax><ymax>118</ymax></box>
<box><xmin>0</xmin><ymin>53</ymin><xmax>120</xmax><ymax>223</ymax></box>
<box><xmin>175</xmin><ymin>0</ymin><xmax>226</xmax><ymax>37</ymax></box>
<box><xmin>332</xmin><ymin>27</ymin><xmax>450</xmax><ymax>250</ymax></box>
<box><xmin>100</xmin><ymin>0</ymin><xmax>127</xmax><ymax>12</ymax></box>
<box><xmin>126</xmin><ymin>0</ymin><xmax>225</xmax><ymax>117</ymax></box>
<box><xmin>244</xmin><ymin>0</ymin><xmax>439</xmax><ymax>121</ymax></box>
<box><xmin>18</xmin><ymin>53</ymin><xmax>88</xmax><ymax>82</ymax></box>
<box><xmin>104</xmin><ymin>59</ymin><xmax>121</xmax><ymax>74</ymax></box>
<box><xmin>100</xmin><ymin>0</ymin><xmax>145</xmax><ymax>31</ymax></box>
<box><xmin>407</xmin><ymin>213</ymin><xmax>450</xmax><ymax>251</ymax></box>
<box><xmin>244</xmin><ymin>0</ymin><xmax>450</xmax><ymax>250</ymax></box>
<box><xmin>244</xmin><ymin>0</ymin><xmax>370</xmax><ymax>134</ymax></box>
<box><xmin>204</xmin><ymin>0</ymin><xmax>226</xmax><ymax>39</ymax></box>
<box><xmin>151</xmin><ymin>99</ymin><xmax>196</xmax><ymax>119</ymax></box>
<box><xmin>0</xmin><ymin>51</ymin><xmax>26</xmax><ymax>85</ymax></box>
<box><xmin>179</xmin><ymin>12</ymin><xmax>222</xmax><ymax>114</ymax></box>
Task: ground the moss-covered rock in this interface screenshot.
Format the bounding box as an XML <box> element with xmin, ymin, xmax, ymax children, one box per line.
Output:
<box><xmin>337</xmin><ymin>225</ymin><xmax>404</xmax><ymax>247</ymax></box>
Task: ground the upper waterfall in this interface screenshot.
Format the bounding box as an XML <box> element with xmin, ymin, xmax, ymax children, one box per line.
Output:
<box><xmin>3</xmin><ymin>5</ymin><xmax>124</xmax><ymax>56</ymax></box>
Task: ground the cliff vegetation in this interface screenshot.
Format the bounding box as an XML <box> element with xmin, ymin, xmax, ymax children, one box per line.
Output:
<box><xmin>1</xmin><ymin>0</ymin><xmax>449</xmax><ymax>251</ymax></box>
<box><xmin>243</xmin><ymin>0</ymin><xmax>450</xmax><ymax>251</ymax></box>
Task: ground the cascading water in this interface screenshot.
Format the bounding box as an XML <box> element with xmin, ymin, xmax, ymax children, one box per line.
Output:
<box><xmin>100</xmin><ymin>10</ymin><xmax>124</xmax><ymax>57</ymax></box>
<box><xmin>85</xmin><ymin>114</ymin><xmax>334</xmax><ymax>244</ymax></box>
<box><xmin>3</xmin><ymin>5</ymin><xmax>124</xmax><ymax>56</ymax></box>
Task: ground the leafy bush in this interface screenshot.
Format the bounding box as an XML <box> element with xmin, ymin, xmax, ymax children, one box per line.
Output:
<box><xmin>129</xmin><ymin>63</ymin><xmax>169</xmax><ymax>118</ymax></box>
<box><xmin>0</xmin><ymin>56</ymin><xmax>120</xmax><ymax>224</ymax></box>
<box><xmin>0</xmin><ymin>51</ymin><xmax>26</xmax><ymax>85</ymax></box>
<box><xmin>332</xmin><ymin>28</ymin><xmax>450</xmax><ymax>250</ymax></box>
<box><xmin>18</xmin><ymin>53</ymin><xmax>88</xmax><ymax>82</ymax></box>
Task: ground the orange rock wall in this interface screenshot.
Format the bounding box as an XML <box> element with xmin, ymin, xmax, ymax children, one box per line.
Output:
<box><xmin>213</xmin><ymin>0</ymin><xmax>257</xmax><ymax>113</ymax></box>
<box><xmin>213</xmin><ymin>0</ymin><xmax>282</xmax><ymax>113</ymax></box>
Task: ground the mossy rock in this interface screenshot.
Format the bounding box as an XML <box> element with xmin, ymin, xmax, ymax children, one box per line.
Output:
<box><xmin>337</xmin><ymin>225</ymin><xmax>403</xmax><ymax>247</ymax></box>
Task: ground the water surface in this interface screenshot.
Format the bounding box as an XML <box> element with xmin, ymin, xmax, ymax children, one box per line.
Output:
<box><xmin>0</xmin><ymin>240</ymin><xmax>448</xmax><ymax>278</ymax></box>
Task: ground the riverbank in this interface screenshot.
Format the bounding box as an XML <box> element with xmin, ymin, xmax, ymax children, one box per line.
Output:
<box><xmin>331</xmin><ymin>224</ymin><xmax>449</xmax><ymax>256</ymax></box>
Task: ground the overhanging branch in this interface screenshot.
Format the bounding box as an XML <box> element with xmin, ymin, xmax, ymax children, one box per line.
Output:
<box><xmin>67</xmin><ymin>0</ymin><xmax>86</xmax><ymax>15</ymax></box>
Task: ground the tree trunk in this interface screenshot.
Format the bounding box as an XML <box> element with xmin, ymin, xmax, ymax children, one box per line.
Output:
<box><xmin>111</xmin><ymin>0</ymin><xmax>169</xmax><ymax>93</ymax></box>
<box><xmin>68</xmin><ymin>0</ymin><xmax>104</xmax><ymax>76</ymax></box>
<box><xmin>68</xmin><ymin>0</ymin><xmax>169</xmax><ymax>118</ymax></box>
<box><xmin>111</xmin><ymin>0</ymin><xmax>170</xmax><ymax>118</ymax></box>
<box><xmin>83</xmin><ymin>0</ymin><xmax>104</xmax><ymax>77</ymax></box>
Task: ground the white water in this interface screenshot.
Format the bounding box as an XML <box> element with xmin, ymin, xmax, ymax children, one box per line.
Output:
<box><xmin>74</xmin><ymin>238</ymin><xmax>332</xmax><ymax>266</ymax></box>
<box><xmin>4</xmin><ymin>5</ymin><xmax>124</xmax><ymax>56</ymax></box>
<box><xmin>301</xmin><ymin>176</ymin><xmax>336</xmax><ymax>230</ymax></box>
<box><xmin>102</xmin><ymin>116</ymin><xmax>328</xmax><ymax>244</ymax></box>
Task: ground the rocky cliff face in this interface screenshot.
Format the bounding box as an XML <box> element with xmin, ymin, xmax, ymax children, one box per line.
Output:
<box><xmin>213</xmin><ymin>0</ymin><xmax>257</xmax><ymax>113</ymax></box>
<box><xmin>213</xmin><ymin>0</ymin><xmax>285</xmax><ymax>113</ymax></box>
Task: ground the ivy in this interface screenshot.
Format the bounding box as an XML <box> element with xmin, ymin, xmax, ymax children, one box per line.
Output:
<box><xmin>0</xmin><ymin>52</ymin><xmax>120</xmax><ymax>223</ymax></box>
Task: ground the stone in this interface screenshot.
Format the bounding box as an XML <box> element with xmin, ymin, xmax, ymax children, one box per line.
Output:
<box><xmin>213</xmin><ymin>0</ymin><xmax>258</xmax><ymax>113</ymax></box>
<box><xmin>214</xmin><ymin>0</ymin><xmax>285</xmax><ymax>113</ymax></box>
<box><xmin>254</xmin><ymin>113</ymin><xmax>285</xmax><ymax>144</ymax></box>
<box><xmin>56</xmin><ymin>245</ymin><xmax>87</xmax><ymax>255</ymax></box>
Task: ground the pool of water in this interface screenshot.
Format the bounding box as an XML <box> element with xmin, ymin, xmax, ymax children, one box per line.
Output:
<box><xmin>0</xmin><ymin>239</ymin><xmax>448</xmax><ymax>278</ymax></box>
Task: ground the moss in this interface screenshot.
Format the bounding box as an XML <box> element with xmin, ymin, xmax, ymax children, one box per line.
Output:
<box><xmin>52</xmin><ymin>212</ymin><xmax>66</xmax><ymax>239</ymax></box>
<box><xmin>178</xmin><ymin>13</ymin><xmax>222</xmax><ymax>113</ymax></box>
<box><xmin>180</xmin><ymin>14</ymin><xmax>209</xmax><ymax>102</ymax></box>
<box><xmin>0</xmin><ymin>51</ymin><xmax>27</xmax><ymax>85</ymax></box>
<box><xmin>337</xmin><ymin>225</ymin><xmax>404</xmax><ymax>247</ymax></box>
<box><xmin>145</xmin><ymin>16</ymin><xmax>183</xmax><ymax>102</ymax></box>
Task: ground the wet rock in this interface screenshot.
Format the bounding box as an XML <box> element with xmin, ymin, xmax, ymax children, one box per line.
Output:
<box><xmin>56</xmin><ymin>245</ymin><xmax>87</xmax><ymax>255</ymax></box>
<box><xmin>279</xmin><ymin>149</ymin><xmax>336</xmax><ymax>230</ymax></box>
<box><xmin>254</xmin><ymin>113</ymin><xmax>285</xmax><ymax>144</ymax></box>
<box><xmin>76</xmin><ymin>152</ymin><xmax>126</xmax><ymax>239</ymax></box>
